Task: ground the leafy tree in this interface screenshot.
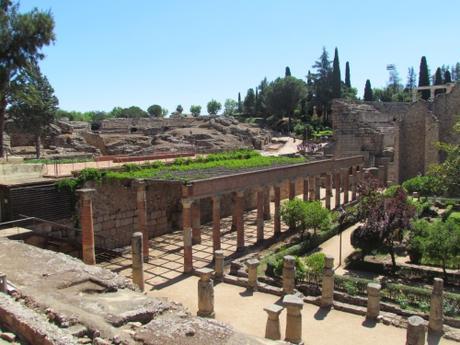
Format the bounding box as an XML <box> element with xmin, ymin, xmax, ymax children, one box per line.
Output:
<box><xmin>114</xmin><ymin>106</ymin><xmax>148</xmax><ymax>118</ymax></box>
<box><xmin>224</xmin><ymin>98</ymin><xmax>237</xmax><ymax>116</ymax></box>
<box><xmin>418</xmin><ymin>56</ymin><xmax>430</xmax><ymax>100</ymax></box>
<box><xmin>189</xmin><ymin>105</ymin><xmax>201</xmax><ymax>117</ymax></box>
<box><xmin>444</xmin><ymin>70</ymin><xmax>452</xmax><ymax>83</ymax></box>
<box><xmin>8</xmin><ymin>62</ymin><xmax>58</xmax><ymax>158</ymax></box>
<box><xmin>280</xmin><ymin>198</ymin><xmax>308</xmax><ymax>233</ymax></box>
<box><xmin>303</xmin><ymin>201</ymin><xmax>332</xmax><ymax>235</ymax></box>
<box><xmin>344</xmin><ymin>61</ymin><xmax>351</xmax><ymax>88</ymax></box>
<box><xmin>428</xmin><ymin>121</ymin><xmax>460</xmax><ymax>196</ymax></box>
<box><xmin>237</xmin><ymin>92</ymin><xmax>242</xmax><ymax>113</ymax></box>
<box><xmin>285</xmin><ymin>66</ymin><xmax>291</xmax><ymax>77</ymax></box>
<box><xmin>147</xmin><ymin>104</ymin><xmax>162</xmax><ymax>117</ymax></box>
<box><xmin>0</xmin><ymin>0</ymin><xmax>55</xmax><ymax>156</ymax></box>
<box><xmin>243</xmin><ymin>88</ymin><xmax>255</xmax><ymax>114</ymax></box>
<box><xmin>331</xmin><ymin>47</ymin><xmax>341</xmax><ymax>98</ymax></box>
<box><xmin>207</xmin><ymin>99</ymin><xmax>221</xmax><ymax>115</ymax></box>
<box><xmin>406</xmin><ymin>67</ymin><xmax>417</xmax><ymax>90</ymax></box>
<box><xmin>351</xmin><ymin>187</ymin><xmax>416</xmax><ymax>271</ymax></box>
<box><xmin>363</xmin><ymin>80</ymin><xmax>373</xmax><ymax>101</ymax></box>
<box><xmin>424</xmin><ymin>219</ymin><xmax>460</xmax><ymax>279</ymax></box>
<box><xmin>264</xmin><ymin>76</ymin><xmax>307</xmax><ymax>132</ymax></box>
<box><xmin>176</xmin><ymin>104</ymin><xmax>183</xmax><ymax>114</ymax></box>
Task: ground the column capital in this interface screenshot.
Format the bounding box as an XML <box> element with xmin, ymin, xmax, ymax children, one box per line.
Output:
<box><xmin>76</xmin><ymin>188</ymin><xmax>96</xmax><ymax>200</ymax></box>
<box><xmin>182</xmin><ymin>198</ymin><xmax>194</xmax><ymax>208</ymax></box>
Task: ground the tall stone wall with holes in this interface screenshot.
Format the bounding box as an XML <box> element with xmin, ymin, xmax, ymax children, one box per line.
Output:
<box><xmin>330</xmin><ymin>90</ymin><xmax>460</xmax><ymax>183</ymax></box>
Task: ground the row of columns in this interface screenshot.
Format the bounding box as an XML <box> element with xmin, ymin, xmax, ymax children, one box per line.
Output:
<box><xmin>181</xmin><ymin>165</ymin><xmax>363</xmax><ymax>273</ymax></box>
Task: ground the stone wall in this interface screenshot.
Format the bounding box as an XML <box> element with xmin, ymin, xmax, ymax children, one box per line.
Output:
<box><xmin>331</xmin><ymin>85</ymin><xmax>460</xmax><ymax>183</ymax></box>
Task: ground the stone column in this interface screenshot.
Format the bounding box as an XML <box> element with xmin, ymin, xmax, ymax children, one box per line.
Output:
<box><xmin>0</xmin><ymin>273</ymin><xmax>7</xmax><ymax>293</ymax></box>
<box><xmin>315</xmin><ymin>176</ymin><xmax>321</xmax><ymax>200</ymax></box>
<box><xmin>256</xmin><ymin>188</ymin><xmax>264</xmax><ymax>243</ymax></box>
<box><xmin>77</xmin><ymin>188</ymin><xmax>96</xmax><ymax>265</ymax></box>
<box><xmin>182</xmin><ymin>198</ymin><xmax>193</xmax><ymax>273</ymax></box>
<box><xmin>264</xmin><ymin>186</ymin><xmax>271</xmax><ymax>220</ymax></box>
<box><xmin>191</xmin><ymin>200</ymin><xmax>201</xmax><ymax>244</ymax></box>
<box><xmin>283</xmin><ymin>255</ymin><xmax>296</xmax><ymax>294</ymax></box>
<box><xmin>283</xmin><ymin>294</ymin><xmax>304</xmax><ymax>345</ymax></box>
<box><xmin>334</xmin><ymin>172</ymin><xmax>341</xmax><ymax>208</ymax></box>
<box><xmin>366</xmin><ymin>283</ymin><xmax>381</xmax><ymax>320</ymax></box>
<box><xmin>136</xmin><ymin>181</ymin><xmax>149</xmax><ymax>262</ymax></box>
<box><xmin>429</xmin><ymin>278</ymin><xmax>443</xmax><ymax>333</ymax></box>
<box><xmin>214</xmin><ymin>250</ymin><xmax>224</xmax><ymax>281</ymax></box>
<box><xmin>289</xmin><ymin>179</ymin><xmax>296</xmax><ymax>200</ymax></box>
<box><xmin>308</xmin><ymin>176</ymin><xmax>315</xmax><ymax>201</ymax></box>
<box><xmin>131</xmin><ymin>232</ymin><xmax>145</xmax><ymax>292</ymax></box>
<box><xmin>212</xmin><ymin>195</ymin><xmax>221</xmax><ymax>252</ymax></box>
<box><xmin>274</xmin><ymin>184</ymin><xmax>281</xmax><ymax>236</ymax></box>
<box><xmin>321</xmin><ymin>256</ymin><xmax>334</xmax><ymax>308</ymax></box>
<box><xmin>264</xmin><ymin>304</ymin><xmax>284</xmax><ymax>340</ymax></box>
<box><xmin>246</xmin><ymin>258</ymin><xmax>259</xmax><ymax>290</ymax></box>
<box><xmin>324</xmin><ymin>174</ymin><xmax>332</xmax><ymax>210</ymax></box>
<box><xmin>231</xmin><ymin>192</ymin><xmax>237</xmax><ymax>232</ymax></box>
<box><xmin>342</xmin><ymin>168</ymin><xmax>349</xmax><ymax>205</ymax></box>
<box><xmin>406</xmin><ymin>315</ymin><xmax>426</xmax><ymax>345</ymax></box>
<box><xmin>197</xmin><ymin>268</ymin><xmax>215</xmax><ymax>318</ymax></box>
<box><xmin>351</xmin><ymin>167</ymin><xmax>357</xmax><ymax>201</ymax></box>
<box><xmin>236</xmin><ymin>191</ymin><xmax>245</xmax><ymax>251</ymax></box>
<box><xmin>302</xmin><ymin>178</ymin><xmax>309</xmax><ymax>201</ymax></box>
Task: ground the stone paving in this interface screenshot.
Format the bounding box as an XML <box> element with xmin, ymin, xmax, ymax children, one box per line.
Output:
<box><xmin>98</xmin><ymin>209</ymin><xmax>275</xmax><ymax>289</ymax></box>
<box><xmin>98</xmin><ymin>188</ymin><xmax>351</xmax><ymax>289</ymax></box>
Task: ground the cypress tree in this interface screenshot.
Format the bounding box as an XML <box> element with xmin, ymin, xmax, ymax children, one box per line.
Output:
<box><xmin>332</xmin><ymin>47</ymin><xmax>341</xmax><ymax>98</ymax></box>
<box><xmin>418</xmin><ymin>56</ymin><xmax>430</xmax><ymax>100</ymax></box>
<box><xmin>434</xmin><ymin>67</ymin><xmax>443</xmax><ymax>85</ymax></box>
<box><xmin>444</xmin><ymin>70</ymin><xmax>452</xmax><ymax>83</ymax></box>
<box><xmin>285</xmin><ymin>66</ymin><xmax>291</xmax><ymax>77</ymax></box>
<box><xmin>363</xmin><ymin>80</ymin><xmax>373</xmax><ymax>101</ymax></box>
<box><xmin>345</xmin><ymin>61</ymin><xmax>351</xmax><ymax>88</ymax></box>
<box><xmin>237</xmin><ymin>92</ymin><xmax>242</xmax><ymax>113</ymax></box>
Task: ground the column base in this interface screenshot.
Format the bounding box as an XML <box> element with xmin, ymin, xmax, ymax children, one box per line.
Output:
<box><xmin>197</xmin><ymin>311</ymin><xmax>215</xmax><ymax>318</ymax></box>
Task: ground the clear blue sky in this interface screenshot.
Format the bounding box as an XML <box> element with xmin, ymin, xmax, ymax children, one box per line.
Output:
<box><xmin>20</xmin><ymin>0</ymin><xmax>460</xmax><ymax>114</ymax></box>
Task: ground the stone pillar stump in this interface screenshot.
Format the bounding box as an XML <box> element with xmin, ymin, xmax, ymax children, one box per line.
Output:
<box><xmin>197</xmin><ymin>268</ymin><xmax>215</xmax><ymax>318</ymax></box>
<box><xmin>366</xmin><ymin>283</ymin><xmax>381</xmax><ymax>320</ymax></box>
<box><xmin>283</xmin><ymin>294</ymin><xmax>304</xmax><ymax>345</ymax></box>
<box><xmin>136</xmin><ymin>181</ymin><xmax>149</xmax><ymax>262</ymax></box>
<box><xmin>264</xmin><ymin>186</ymin><xmax>271</xmax><ymax>220</ymax></box>
<box><xmin>131</xmin><ymin>232</ymin><xmax>145</xmax><ymax>292</ymax></box>
<box><xmin>182</xmin><ymin>199</ymin><xmax>193</xmax><ymax>273</ymax></box>
<box><xmin>429</xmin><ymin>278</ymin><xmax>443</xmax><ymax>333</ymax></box>
<box><xmin>191</xmin><ymin>200</ymin><xmax>201</xmax><ymax>244</ymax></box>
<box><xmin>246</xmin><ymin>258</ymin><xmax>260</xmax><ymax>290</ymax></box>
<box><xmin>264</xmin><ymin>304</ymin><xmax>284</xmax><ymax>340</ymax></box>
<box><xmin>283</xmin><ymin>255</ymin><xmax>296</xmax><ymax>294</ymax></box>
<box><xmin>321</xmin><ymin>256</ymin><xmax>334</xmax><ymax>308</ymax></box>
<box><xmin>212</xmin><ymin>195</ymin><xmax>222</xmax><ymax>252</ymax></box>
<box><xmin>406</xmin><ymin>315</ymin><xmax>426</xmax><ymax>345</ymax></box>
<box><xmin>236</xmin><ymin>191</ymin><xmax>245</xmax><ymax>251</ymax></box>
<box><xmin>256</xmin><ymin>189</ymin><xmax>264</xmax><ymax>243</ymax></box>
<box><xmin>214</xmin><ymin>250</ymin><xmax>225</xmax><ymax>281</ymax></box>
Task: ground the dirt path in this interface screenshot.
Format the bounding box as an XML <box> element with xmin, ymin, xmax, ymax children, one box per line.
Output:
<box><xmin>149</xmin><ymin>276</ymin><xmax>455</xmax><ymax>345</ymax></box>
<box><xmin>317</xmin><ymin>223</ymin><xmax>360</xmax><ymax>275</ymax></box>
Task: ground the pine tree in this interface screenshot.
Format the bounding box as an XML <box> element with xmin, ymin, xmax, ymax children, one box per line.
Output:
<box><xmin>243</xmin><ymin>88</ymin><xmax>256</xmax><ymax>114</ymax></box>
<box><xmin>331</xmin><ymin>47</ymin><xmax>341</xmax><ymax>98</ymax></box>
<box><xmin>418</xmin><ymin>56</ymin><xmax>430</xmax><ymax>100</ymax></box>
<box><xmin>345</xmin><ymin>61</ymin><xmax>351</xmax><ymax>88</ymax></box>
<box><xmin>285</xmin><ymin>66</ymin><xmax>291</xmax><ymax>77</ymax></box>
<box><xmin>434</xmin><ymin>67</ymin><xmax>443</xmax><ymax>85</ymax></box>
<box><xmin>406</xmin><ymin>67</ymin><xmax>417</xmax><ymax>90</ymax></box>
<box><xmin>444</xmin><ymin>70</ymin><xmax>452</xmax><ymax>83</ymax></box>
<box><xmin>364</xmin><ymin>80</ymin><xmax>373</xmax><ymax>101</ymax></box>
<box><xmin>255</xmin><ymin>88</ymin><xmax>259</xmax><ymax>114</ymax></box>
<box><xmin>237</xmin><ymin>92</ymin><xmax>242</xmax><ymax>113</ymax></box>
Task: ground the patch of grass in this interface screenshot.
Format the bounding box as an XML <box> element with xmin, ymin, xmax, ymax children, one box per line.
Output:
<box><xmin>106</xmin><ymin>150</ymin><xmax>305</xmax><ymax>181</ymax></box>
